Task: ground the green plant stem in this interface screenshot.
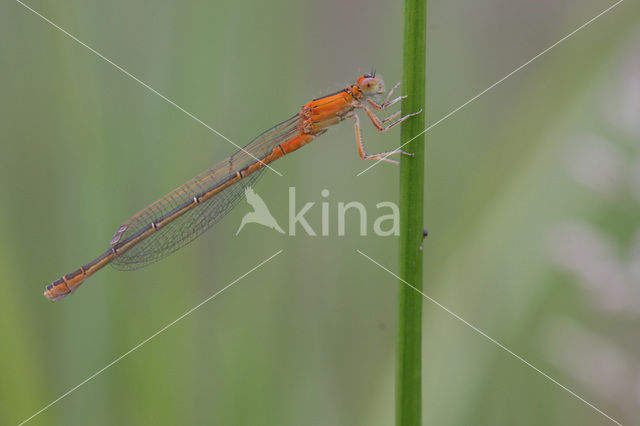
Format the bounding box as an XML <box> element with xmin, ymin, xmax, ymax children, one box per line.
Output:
<box><xmin>397</xmin><ymin>0</ymin><xmax>426</xmax><ymax>424</ymax></box>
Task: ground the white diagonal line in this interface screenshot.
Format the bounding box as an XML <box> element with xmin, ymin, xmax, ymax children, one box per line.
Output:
<box><xmin>356</xmin><ymin>0</ymin><xmax>624</xmax><ymax>177</ymax></box>
<box><xmin>356</xmin><ymin>249</ymin><xmax>622</xmax><ymax>426</ymax></box>
<box><xmin>17</xmin><ymin>249</ymin><xmax>284</xmax><ymax>426</ymax></box>
<box><xmin>15</xmin><ymin>0</ymin><xmax>283</xmax><ymax>177</ymax></box>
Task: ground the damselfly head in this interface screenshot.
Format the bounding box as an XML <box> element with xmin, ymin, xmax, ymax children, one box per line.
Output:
<box><xmin>357</xmin><ymin>74</ymin><xmax>385</xmax><ymax>96</ymax></box>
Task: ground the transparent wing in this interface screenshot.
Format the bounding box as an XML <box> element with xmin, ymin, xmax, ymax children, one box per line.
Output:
<box><xmin>109</xmin><ymin>114</ymin><xmax>299</xmax><ymax>270</ymax></box>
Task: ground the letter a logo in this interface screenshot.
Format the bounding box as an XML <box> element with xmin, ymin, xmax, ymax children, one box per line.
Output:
<box><xmin>236</xmin><ymin>187</ymin><xmax>285</xmax><ymax>235</ymax></box>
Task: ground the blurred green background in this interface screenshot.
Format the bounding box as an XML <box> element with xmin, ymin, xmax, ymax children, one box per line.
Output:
<box><xmin>1</xmin><ymin>0</ymin><xmax>639</xmax><ymax>425</ymax></box>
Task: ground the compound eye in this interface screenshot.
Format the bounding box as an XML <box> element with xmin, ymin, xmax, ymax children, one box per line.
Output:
<box><xmin>359</xmin><ymin>77</ymin><xmax>379</xmax><ymax>94</ymax></box>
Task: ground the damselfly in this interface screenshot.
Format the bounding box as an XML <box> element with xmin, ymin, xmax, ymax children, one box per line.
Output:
<box><xmin>44</xmin><ymin>72</ymin><xmax>422</xmax><ymax>300</ymax></box>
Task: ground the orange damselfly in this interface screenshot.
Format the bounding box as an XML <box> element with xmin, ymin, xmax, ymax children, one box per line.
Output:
<box><xmin>44</xmin><ymin>72</ymin><xmax>422</xmax><ymax>301</ymax></box>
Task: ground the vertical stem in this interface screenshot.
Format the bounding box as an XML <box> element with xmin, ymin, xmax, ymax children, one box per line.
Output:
<box><xmin>397</xmin><ymin>0</ymin><xmax>426</xmax><ymax>425</ymax></box>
